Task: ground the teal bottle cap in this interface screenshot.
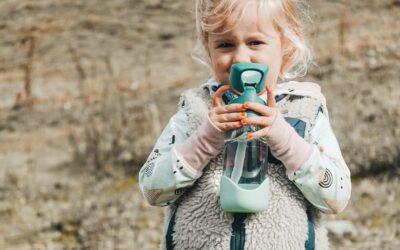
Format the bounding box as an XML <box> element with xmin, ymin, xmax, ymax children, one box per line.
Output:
<box><xmin>228</xmin><ymin>63</ymin><xmax>269</xmax><ymax>116</ymax></box>
<box><xmin>229</xmin><ymin>63</ymin><xmax>269</xmax><ymax>95</ymax></box>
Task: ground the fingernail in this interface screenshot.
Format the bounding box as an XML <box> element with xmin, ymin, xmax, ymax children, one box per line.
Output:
<box><xmin>244</xmin><ymin>103</ymin><xmax>249</xmax><ymax>109</ymax></box>
<box><xmin>241</xmin><ymin>112</ymin><xmax>246</xmax><ymax>117</ymax></box>
<box><xmin>247</xmin><ymin>134</ymin><xmax>254</xmax><ymax>139</ymax></box>
<box><xmin>241</xmin><ymin>119</ymin><xmax>247</xmax><ymax>125</ymax></box>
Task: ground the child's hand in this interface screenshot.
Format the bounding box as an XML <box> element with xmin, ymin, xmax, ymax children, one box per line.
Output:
<box><xmin>209</xmin><ymin>85</ymin><xmax>246</xmax><ymax>131</ymax></box>
<box><xmin>241</xmin><ymin>85</ymin><xmax>278</xmax><ymax>139</ymax></box>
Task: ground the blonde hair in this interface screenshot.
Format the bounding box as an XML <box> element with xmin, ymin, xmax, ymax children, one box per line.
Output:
<box><xmin>194</xmin><ymin>0</ymin><xmax>312</xmax><ymax>79</ymax></box>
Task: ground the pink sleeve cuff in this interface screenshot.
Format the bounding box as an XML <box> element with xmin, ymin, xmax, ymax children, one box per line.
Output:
<box><xmin>175</xmin><ymin>116</ymin><xmax>225</xmax><ymax>172</ymax></box>
<box><xmin>266</xmin><ymin>112</ymin><xmax>313</xmax><ymax>174</ymax></box>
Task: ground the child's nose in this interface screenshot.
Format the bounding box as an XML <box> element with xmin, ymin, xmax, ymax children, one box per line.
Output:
<box><xmin>233</xmin><ymin>46</ymin><xmax>251</xmax><ymax>64</ymax></box>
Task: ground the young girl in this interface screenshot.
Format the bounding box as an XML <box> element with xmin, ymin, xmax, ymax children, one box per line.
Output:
<box><xmin>139</xmin><ymin>0</ymin><xmax>351</xmax><ymax>249</ymax></box>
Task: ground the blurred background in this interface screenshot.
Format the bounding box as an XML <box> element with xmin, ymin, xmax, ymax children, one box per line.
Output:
<box><xmin>0</xmin><ymin>0</ymin><xmax>399</xmax><ymax>249</ymax></box>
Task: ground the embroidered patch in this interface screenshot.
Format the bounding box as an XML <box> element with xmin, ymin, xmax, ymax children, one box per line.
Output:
<box><xmin>143</xmin><ymin>188</ymin><xmax>163</xmax><ymax>203</ymax></box>
<box><xmin>319</xmin><ymin>168</ymin><xmax>333</xmax><ymax>188</ymax></box>
<box><xmin>143</xmin><ymin>162</ymin><xmax>155</xmax><ymax>177</ymax></box>
<box><xmin>145</xmin><ymin>149</ymin><xmax>161</xmax><ymax>165</ymax></box>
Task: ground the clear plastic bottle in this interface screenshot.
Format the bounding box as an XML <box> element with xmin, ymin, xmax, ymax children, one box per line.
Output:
<box><xmin>223</xmin><ymin>126</ymin><xmax>268</xmax><ymax>190</ymax></box>
<box><xmin>219</xmin><ymin>63</ymin><xmax>270</xmax><ymax>213</ymax></box>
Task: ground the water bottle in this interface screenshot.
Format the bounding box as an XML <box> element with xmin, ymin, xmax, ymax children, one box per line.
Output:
<box><xmin>220</xmin><ymin>63</ymin><xmax>270</xmax><ymax>213</ymax></box>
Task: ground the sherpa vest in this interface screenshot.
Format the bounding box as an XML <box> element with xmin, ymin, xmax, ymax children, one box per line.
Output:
<box><xmin>161</xmin><ymin>84</ymin><xmax>329</xmax><ymax>250</ymax></box>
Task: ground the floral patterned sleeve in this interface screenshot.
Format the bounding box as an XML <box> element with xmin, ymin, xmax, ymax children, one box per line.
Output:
<box><xmin>138</xmin><ymin>109</ymin><xmax>200</xmax><ymax>206</ymax></box>
<box><xmin>288</xmin><ymin>111</ymin><xmax>352</xmax><ymax>214</ymax></box>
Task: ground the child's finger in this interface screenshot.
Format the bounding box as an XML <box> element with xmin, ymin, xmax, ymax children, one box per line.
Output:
<box><xmin>212</xmin><ymin>85</ymin><xmax>230</xmax><ymax>107</ymax></box>
<box><xmin>241</xmin><ymin>116</ymin><xmax>274</xmax><ymax>127</ymax></box>
<box><xmin>214</xmin><ymin>103</ymin><xmax>246</xmax><ymax>114</ymax></box>
<box><xmin>266</xmin><ymin>84</ymin><xmax>276</xmax><ymax>108</ymax></box>
<box><xmin>216</xmin><ymin>112</ymin><xmax>246</xmax><ymax>123</ymax></box>
<box><xmin>243</xmin><ymin>102</ymin><xmax>274</xmax><ymax>116</ymax></box>
<box><xmin>215</xmin><ymin>121</ymin><xmax>243</xmax><ymax>131</ymax></box>
<box><xmin>247</xmin><ymin>127</ymin><xmax>270</xmax><ymax>140</ymax></box>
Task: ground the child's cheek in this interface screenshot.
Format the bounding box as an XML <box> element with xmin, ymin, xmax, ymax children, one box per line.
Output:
<box><xmin>214</xmin><ymin>62</ymin><xmax>230</xmax><ymax>84</ymax></box>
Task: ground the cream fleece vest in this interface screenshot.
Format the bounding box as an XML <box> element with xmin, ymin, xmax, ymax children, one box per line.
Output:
<box><xmin>161</xmin><ymin>84</ymin><xmax>329</xmax><ymax>250</ymax></box>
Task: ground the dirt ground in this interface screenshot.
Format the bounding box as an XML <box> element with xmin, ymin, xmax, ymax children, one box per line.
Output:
<box><xmin>0</xmin><ymin>0</ymin><xmax>399</xmax><ymax>249</ymax></box>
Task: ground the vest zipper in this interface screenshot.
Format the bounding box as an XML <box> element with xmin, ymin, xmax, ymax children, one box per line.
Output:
<box><xmin>230</xmin><ymin>213</ymin><xmax>247</xmax><ymax>250</ymax></box>
<box><xmin>166</xmin><ymin>208</ymin><xmax>177</xmax><ymax>250</ymax></box>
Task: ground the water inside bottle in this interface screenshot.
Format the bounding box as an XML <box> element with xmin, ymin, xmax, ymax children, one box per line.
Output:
<box><xmin>223</xmin><ymin>125</ymin><xmax>268</xmax><ymax>189</ymax></box>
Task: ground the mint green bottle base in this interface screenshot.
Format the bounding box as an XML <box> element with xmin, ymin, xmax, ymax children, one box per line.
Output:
<box><xmin>220</xmin><ymin>175</ymin><xmax>270</xmax><ymax>213</ymax></box>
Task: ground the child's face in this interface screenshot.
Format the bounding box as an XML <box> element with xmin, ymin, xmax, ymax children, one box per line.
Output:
<box><xmin>207</xmin><ymin>5</ymin><xmax>283</xmax><ymax>89</ymax></box>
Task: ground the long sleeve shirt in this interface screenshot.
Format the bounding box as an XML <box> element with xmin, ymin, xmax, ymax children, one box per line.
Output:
<box><xmin>138</xmin><ymin>81</ymin><xmax>351</xmax><ymax>214</ymax></box>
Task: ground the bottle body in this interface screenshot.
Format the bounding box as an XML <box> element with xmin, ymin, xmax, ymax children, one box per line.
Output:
<box><xmin>219</xmin><ymin>62</ymin><xmax>270</xmax><ymax>213</ymax></box>
<box><xmin>223</xmin><ymin>125</ymin><xmax>268</xmax><ymax>188</ymax></box>
<box><xmin>220</xmin><ymin>125</ymin><xmax>269</xmax><ymax>212</ymax></box>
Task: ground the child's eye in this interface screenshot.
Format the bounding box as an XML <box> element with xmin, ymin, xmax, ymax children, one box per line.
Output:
<box><xmin>249</xmin><ymin>41</ymin><xmax>264</xmax><ymax>46</ymax></box>
<box><xmin>217</xmin><ymin>42</ymin><xmax>233</xmax><ymax>49</ymax></box>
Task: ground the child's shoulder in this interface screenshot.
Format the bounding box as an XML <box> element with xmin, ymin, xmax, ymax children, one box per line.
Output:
<box><xmin>178</xmin><ymin>80</ymin><xmax>214</xmax><ymax>117</ymax></box>
<box><xmin>276</xmin><ymin>81</ymin><xmax>329</xmax><ymax>116</ymax></box>
<box><xmin>276</xmin><ymin>81</ymin><xmax>322</xmax><ymax>94</ymax></box>
<box><xmin>276</xmin><ymin>81</ymin><xmax>326</xmax><ymax>106</ymax></box>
